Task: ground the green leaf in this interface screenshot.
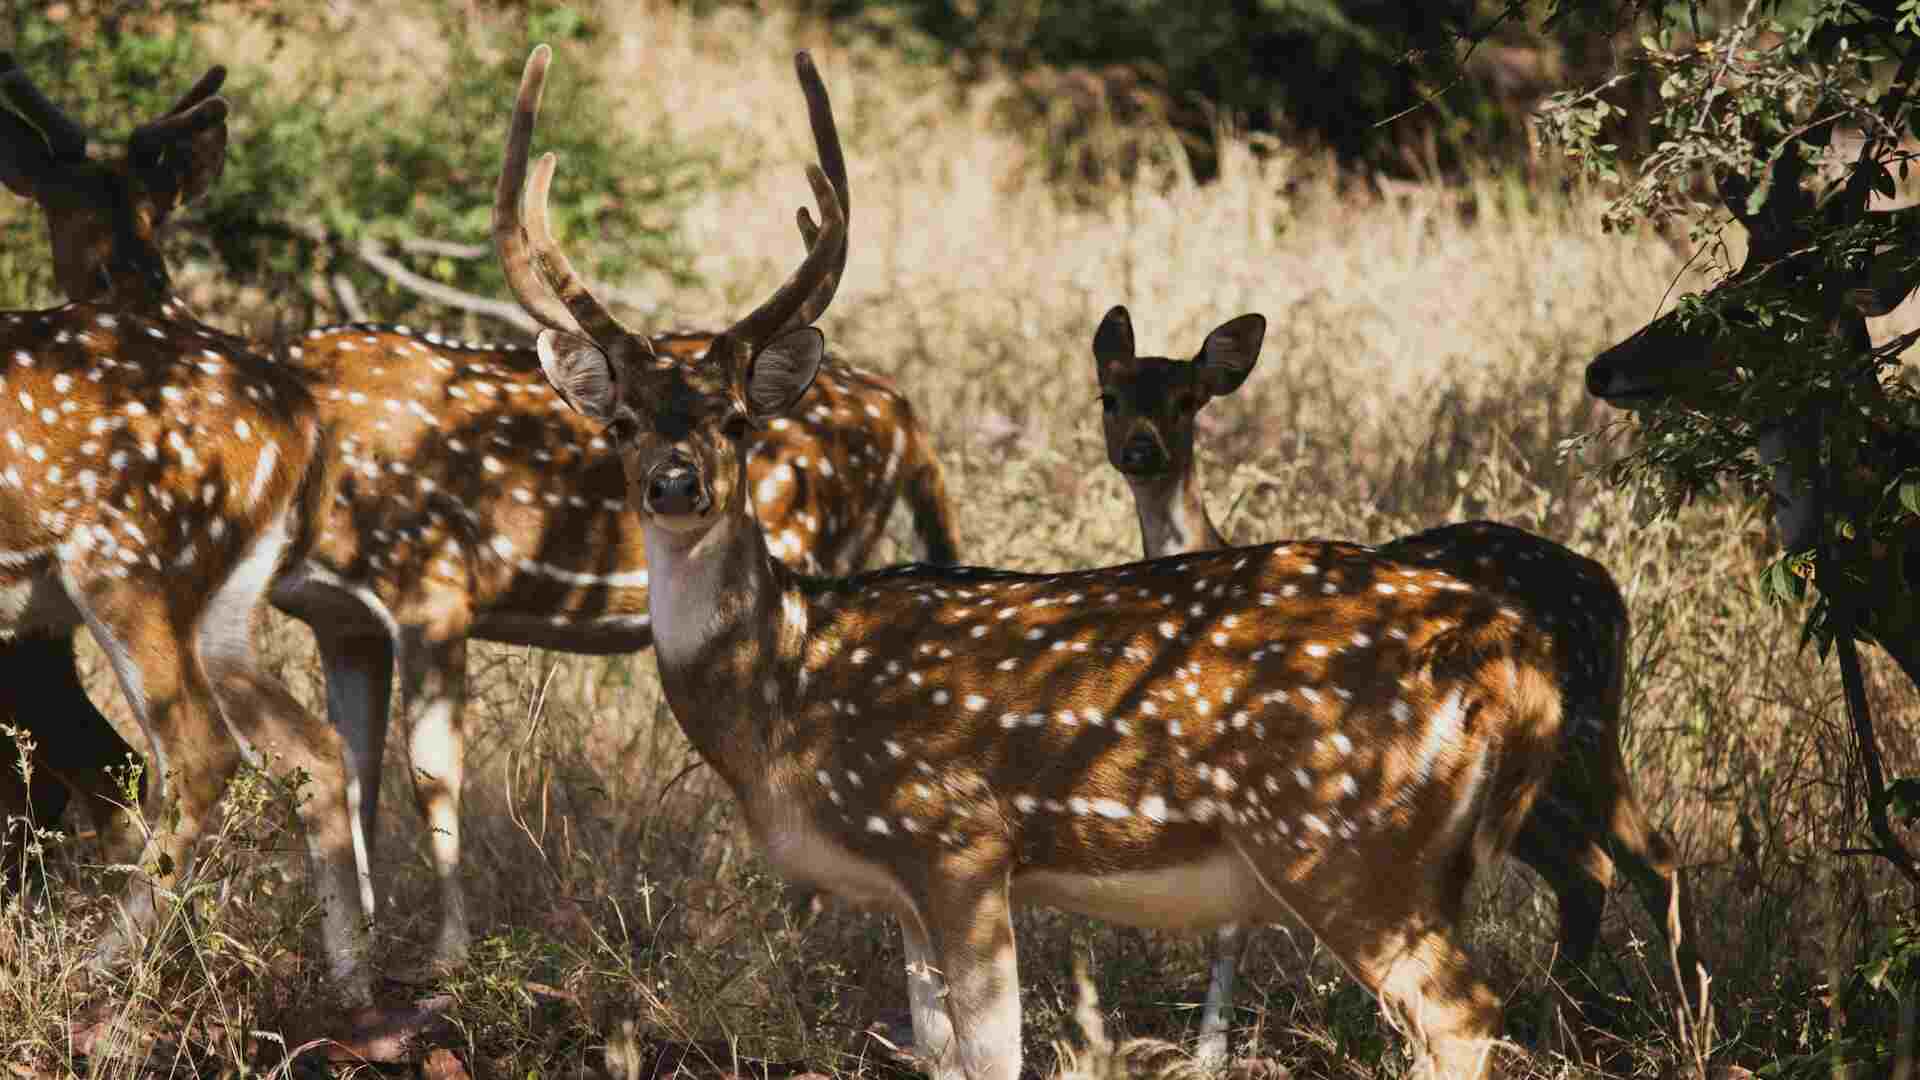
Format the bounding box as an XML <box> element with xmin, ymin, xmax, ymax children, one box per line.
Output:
<box><xmin>1900</xmin><ymin>479</ymin><xmax>1920</xmax><ymax>517</ymax></box>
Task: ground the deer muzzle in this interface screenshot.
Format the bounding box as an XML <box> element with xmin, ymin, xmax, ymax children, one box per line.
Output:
<box><xmin>644</xmin><ymin>461</ymin><xmax>708</xmax><ymax>517</ymax></box>
<box><xmin>1118</xmin><ymin>432</ymin><xmax>1169</xmax><ymax>475</ymax></box>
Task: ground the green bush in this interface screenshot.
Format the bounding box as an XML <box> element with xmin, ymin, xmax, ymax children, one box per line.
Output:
<box><xmin>1</xmin><ymin>1</ymin><xmax>711</xmax><ymax>327</ymax></box>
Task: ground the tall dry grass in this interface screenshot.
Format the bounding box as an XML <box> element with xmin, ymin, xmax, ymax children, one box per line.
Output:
<box><xmin>5</xmin><ymin>1</ymin><xmax>1918</xmax><ymax>1076</ymax></box>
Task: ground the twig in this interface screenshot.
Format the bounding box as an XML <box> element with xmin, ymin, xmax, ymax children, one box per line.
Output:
<box><xmin>350</xmin><ymin>237</ymin><xmax>542</xmax><ymax>335</ymax></box>
<box><xmin>1371</xmin><ymin>1</ymin><xmax>1528</xmax><ymax>131</ymax></box>
<box><xmin>328</xmin><ymin>272</ymin><xmax>366</xmax><ymax>322</ymax></box>
<box><xmin>1834</xmin><ymin>630</ymin><xmax>1920</xmax><ymax>886</ymax></box>
<box><xmin>1816</xmin><ymin>392</ymin><xmax>1920</xmax><ymax>889</ymax></box>
<box><xmin>394</xmin><ymin>235</ymin><xmax>489</xmax><ymax>260</ymax></box>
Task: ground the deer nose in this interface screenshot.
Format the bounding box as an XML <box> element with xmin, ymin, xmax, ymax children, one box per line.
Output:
<box><xmin>1584</xmin><ymin>358</ymin><xmax>1616</xmax><ymax>398</ymax></box>
<box><xmin>645</xmin><ymin>464</ymin><xmax>703</xmax><ymax>516</ymax></box>
<box><xmin>1119</xmin><ymin>434</ymin><xmax>1166</xmax><ymax>473</ymax></box>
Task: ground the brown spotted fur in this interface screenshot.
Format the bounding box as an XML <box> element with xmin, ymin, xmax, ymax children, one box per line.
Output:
<box><xmin>499</xmin><ymin>44</ymin><xmax>1565</xmax><ymax>1079</ymax></box>
<box><xmin>0</xmin><ymin>59</ymin><xmax>370</xmax><ymax>998</ymax></box>
<box><xmin>1092</xmin><ymin>306</ymin><xmax>1699</xmax><ymax>1046</ymax></box>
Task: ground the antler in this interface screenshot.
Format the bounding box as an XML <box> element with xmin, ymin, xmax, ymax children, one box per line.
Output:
<box><xmin>520</xmin><ymin>150</ymin><xmax>639</xmax><ymax>347</ymax></box>
<box><xmin>493</xmin><ymin>44</ymin><xmax>595</xmax><ymax>340</ymax></box>
<box><xmin>713</xmin><ymin>53</ymin><xmax>848</xmax><ymax>357</ymax></box>
<box><xmin>779</xmin><ymin>50</ymin><xmax>849</xmax><ymax>335</ymax></box>
<box><xmin>129</xmin><ymin>66</ymin><xmax>229</xmax><ymax>155</ymax></box>
<box><xmin>498</xmin><ymin>44</ymin><xmax>847</xmax><ymax>372</ymax></box>
<box><xmin>0</xmin><ymin>53</ymin><xmax>87</xmax><ymax>159</ymax></box>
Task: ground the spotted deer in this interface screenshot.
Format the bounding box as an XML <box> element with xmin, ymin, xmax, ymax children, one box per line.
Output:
<box><xmin>1585</xmin><ymin>143</ymin><xmax>1920</xmax><ymax>686</ymax></box>
<box><xmin>1091</xmin><ymin>306</ymin><xmax>1698</xmax><ymax>1056</ymax></box>
<box><xmin>263</xmin><ymin>48</ymin><xmax>955</xmax><ymax>968</ymax></box>
<box><xmin>501</xmin><ymin>44</ymin><xmax>1567</xmax><ymax>1080</ymax></box>
<box><xmin>0</xmin><ymin>54</ymin><xmax>148</xmax><ymax>882</ymax></box>
<box><xmin>0</xmin><ymin>60</ymin><xmax>370</xmax><ymax>998</ymax></box>
<box><xmin>0</xmin><ymin>49</ymin><xmax>954</xmax><ymax>965</ymax></box>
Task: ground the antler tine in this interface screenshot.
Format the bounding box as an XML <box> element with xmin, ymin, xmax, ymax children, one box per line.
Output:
<box><xmin>776</xmin><ymin>50</ymin><xmax>849</xmax><ymax>334</ymax></box>
<box><xmin>128</xmin><ymin>66</ymin><xmax>228</xmax><ymax>153</ymax></box>
<box><xmin>524</xmin><ymin>149</ymin><xmax>636</xmax><ymax>347</ymax></box>
<box><xmin>0</xmin><ymin>62</ymin><xmax>87</xmax><ymax>159</ymax></box>
<box><xmin>164</xmin><ymin>66</ymin><xmax>227</xmax><ymax>119</ymax></box>
<box><xmin>492</xmin><ymin>44</ymin><xmax>590</xmax><ymax>339</ymax></box>
<box><xmin>720</xmin><ymin>163</ymin><xmax>844</xmax><ymax>355</ymax></box>
<box><xmin>127</xmin><ymin>97</ymin><xmax>229</xmax><ymax>156</ymax></box>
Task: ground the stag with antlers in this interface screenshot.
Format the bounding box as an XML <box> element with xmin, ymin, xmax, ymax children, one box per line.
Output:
<box><xmin>499</xmin><ymin>43</ymin><xmax>1570</xmax><ymax>1080</ymax></box>
<box><xmin>1090</xmin><ymin>305</ymin><xmax>1697</xmax><ymax>1057</ymax></box>
<box><xmin>0</xmin><ymin>50</ymin><xmax>958</xmax><ymax>967</ymax></box>
<box><xmin>267</xmin><ymin>47</ymin><xmax>955</xmax><ymax>967</ymax></box>
<box><xmin>0</xmin><ymin>59</ymin><xmax>370</xmax><ymax>998</ymax></box>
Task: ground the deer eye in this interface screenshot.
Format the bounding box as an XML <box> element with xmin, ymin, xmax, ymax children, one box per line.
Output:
<box><xmin>605</xmin><ymin>415</ymin><xmax>638</xmax><ymax>444</ymax></box>
<box><xmin>722</xmin><ymin>411</ymin><xmax>757</xmax><ymax>441</ymax></box>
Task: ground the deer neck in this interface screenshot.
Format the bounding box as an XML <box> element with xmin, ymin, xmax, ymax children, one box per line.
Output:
<box><xmin>641</xmin><ymin>497</ymin><xmax>798</xmax><ymax>792</ymax></box>
<box><xmin>1127</xmin><ymin>465</ymin><xmax>1226</xmax><ymax>559</ymax></box>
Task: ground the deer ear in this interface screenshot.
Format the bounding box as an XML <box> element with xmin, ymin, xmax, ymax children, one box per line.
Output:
<box><xmin>1847</xmin><ymin>225</ymin><xmax>1920</xmax><ymax>317</ymax></box>
<box><xmin>140</xmin><ymin>99</ymin><xmax>228</xmax><ymax>211</ymax></box>
<box><xmin>0</xmin><ymin>107</ymin><xmax>51</xmax><ymax>199</ymax></box>
<box><xmin>1196</xmin><ymin>313</ymin><xmax>1265</xmax><ymax>396</ymax></box>
<box><xmin>1092</xmin><ymin>304</ymin><xmax>1134</xmax><ymax>376</ymax></box>
<box><xmin>537</xmin><ymin>328</ymin><xmax>621</xmax><ymax>424</ymax></box>
<box><xmin>745</xmin><ymin>327</ymin><xmax>824</xmax><ymax>420</ymax></box>
<box><xmin>173</xmin><ymin>102</ymin><xmax>228</xmax><ymax>206</ymax></box>
<box><xmin>1849</xmin><ymin>275</ymin><xmax>1920</xmax><ymax>317</ymax></box>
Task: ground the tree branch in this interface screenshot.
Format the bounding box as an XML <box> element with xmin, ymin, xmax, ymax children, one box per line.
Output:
<box><xmin>329</xmin><ymin>272</ymin><xmax>367</xmax><ymax>322</ymax></box>
<box><xmin>1834</xmin><ymin>631</ymin><xmax>1920</xmax><ymax>886</ymax></box>
<box><xmin>394</xmin><ymin>235</ymin><xmax>490</xmax><ymax>260</ymax></box>
<box><xmin>1817</xmin><ymin>398</ymin><xmax>1920</xmax><ymax>889</ymax></box>
<box><xmin>349</xmin><ymin>237</ymin><xmax>542</xmax><ymax>335</ymax></box>
<box><xmin>284</xmin><ymin>218</ymin><xmax>665</xmax><ymax>335</ymax></box>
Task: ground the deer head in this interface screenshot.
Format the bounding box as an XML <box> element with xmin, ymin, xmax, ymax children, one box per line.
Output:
<box><xmin>1093</xmin><ymin>305</ymin><xmax>1266</xmax><ymax>478</ymax></box>
<box><xmin>1584</xmin><ymin>131</ymin><xmax>1920</xmax><ymax>554</ymax></box>
<box><xmin>0</xmin><ymin>55</ymin><xmax>229</xmax><ymax>305</ymax></box>
<box><xmin>1091</xmin><ymin>305</ymin><xmax>1265</xmax><ymax>558</ymax></box>
<box><xmin>494</xmin><ymin>44</ymin><xmax>845</xmax><ymax>541</ymax></box>
<box><xmin>1585</xmin><ymin>134</ymin><xmax>1920</xmax><ymax>412</ymax></box>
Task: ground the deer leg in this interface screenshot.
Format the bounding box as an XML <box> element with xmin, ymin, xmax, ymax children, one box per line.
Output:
<box><xmin>1508</xmin><ymin>811</ymin><xmax>1609</xmax><ymax>1056</ymax></box>
<box><xmin>0</xmin><ymin>633</ymin><xmax>145</xmax><ymax>867</ymax></box>
<box><xmin>202</xmin><ymin>643</ymin><xmax>370</xmax><ymax>999</ymax></box>
<box><xmin>1196</xmin><ymin>923</ymin><xmax>1250</xmax><ymax>1064</ymax></box>
<box><xmin>900</xmin><ymin>914</ymin><xmax>957</xmax><ymax>1068</ymax></box>
<box><xmin>194</xmin><ymin>510</ymin><xmax>372</xmax><ymax>1001</ymax></box>
<box><xmin>398</xmin><ymin>627</ymin><xmax>469</xmax><ymax>967</ymax></box>
<box><xmin>1602</xmin><ymin>780</ymin><xmax>1700</xmax><ymax>1012</ymax></box>
<box><xmin>70</xmin><ymin>588</ymin><xmax>243</xmax><ymax>978</ymax></box>
<box><xmin>922</xmin><ymin>872</ymin><xmax>1022</xmax><ymax>1080</ymax></box>
<box><xmin>1232</xmin><ymin>835</ymin><xmax>1505</xmax><ymax>1080</ymax></box>
<box><xmin>316</xmin><ymin>631</ymin><xmax>395</xmax><ymax>920</ymax></box>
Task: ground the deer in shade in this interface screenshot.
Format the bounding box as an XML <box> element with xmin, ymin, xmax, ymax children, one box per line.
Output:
<box><xmin>1584</xmin><ymin>137</ymin><xmax>1920</xmax><ymax>686</ymax></box>
<box><xmin>0</xmin><ymin>58</ymin><xmax>370</xmax><ymax>998</ymax></box>
<box><xmin>500</xmin><ymin>42</ymin><xmax>1569</xmax><ymax>1080</ymax></box>
<box><xmin>1090</xmin><ymin>305</ymin><xmax>1698</xmax><ymax>1058</ymax></box>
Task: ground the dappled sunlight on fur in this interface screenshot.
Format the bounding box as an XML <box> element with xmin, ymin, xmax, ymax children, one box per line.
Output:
<box><xmin>4</xmin><ymin>0</ymin><xmax>1917</xmax><ymax>1075</ymax></box>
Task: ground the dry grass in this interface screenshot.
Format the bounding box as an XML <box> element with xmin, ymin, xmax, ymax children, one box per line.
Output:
<box><xmin>5</xmin><ymin>1</ymin><xmax>1919</xmax><ymax>1076</ymax></box>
